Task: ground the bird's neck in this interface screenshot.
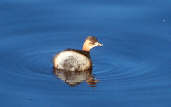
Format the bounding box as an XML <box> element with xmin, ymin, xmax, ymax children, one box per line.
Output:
<box><xmin>82</xmin><ymin>42</ymin><xmax>90</xmax><ymax>52</ymax></box>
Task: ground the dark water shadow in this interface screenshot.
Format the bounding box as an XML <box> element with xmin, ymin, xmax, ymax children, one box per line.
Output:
<box><xmin>53</xmin><ymin>68</ymin><xmax>98</xmax><ymax>87</ymax></box>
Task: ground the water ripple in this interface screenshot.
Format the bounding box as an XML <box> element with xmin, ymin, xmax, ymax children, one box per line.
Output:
<box><xmin>0</xmin><ymin>34</ymin><xmax>164</xmax><ymax>87</ymax></box>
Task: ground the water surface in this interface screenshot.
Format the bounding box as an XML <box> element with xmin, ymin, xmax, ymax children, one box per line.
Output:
<box><xmin>0</xmin><ymin>0</ymin><xmax>171</xmax><ymax>107</ymax></box>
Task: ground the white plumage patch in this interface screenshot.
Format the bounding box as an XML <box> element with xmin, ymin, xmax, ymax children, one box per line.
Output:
<box><xmin>53</xmin><ymin>51</ymin><xmax>91</xmax><ymax>71</ymax></box>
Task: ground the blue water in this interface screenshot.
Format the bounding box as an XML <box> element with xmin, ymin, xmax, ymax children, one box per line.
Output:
<box><xmin>0</xmin><ymin>0</ymin><xmax>171</xmax><ymax>107</ymax></box>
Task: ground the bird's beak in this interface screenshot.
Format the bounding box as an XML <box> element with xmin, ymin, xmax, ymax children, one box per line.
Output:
<box><xmin>96</xmin><ymin>42</ymin><xmax>103</xmax><ymax>47</ymax></box>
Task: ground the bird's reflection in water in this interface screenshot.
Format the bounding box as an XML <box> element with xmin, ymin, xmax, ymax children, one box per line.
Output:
<box><xmin>53</xmin><ymin>69</ymin><xmax>98</xmax><ymax>87</ymax></box>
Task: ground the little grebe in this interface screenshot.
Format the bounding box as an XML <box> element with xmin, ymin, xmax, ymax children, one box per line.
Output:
<box><xmin>53</xmin><ymin>36</ymin><xmax>103</xmax><ymax>71</ymax></box>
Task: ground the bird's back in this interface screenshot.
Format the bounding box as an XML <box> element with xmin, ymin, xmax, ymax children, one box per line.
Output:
<box><xmin>53</xmin><ymin>49</ymin><xmax>92</xmax><ymax>71</ymax></box>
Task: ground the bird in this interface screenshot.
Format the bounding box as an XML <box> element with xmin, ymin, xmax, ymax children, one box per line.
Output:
<box><xmin>53</xmin><ymin>36</ymin><xmax>103</xmax><ymax>71</ymax></box>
